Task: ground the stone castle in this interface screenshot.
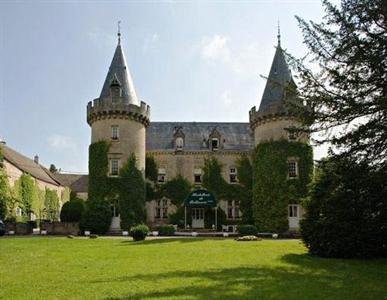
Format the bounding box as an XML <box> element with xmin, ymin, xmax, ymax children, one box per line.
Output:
<box><xmin>84</xmin><ymin>29</ymin><xmax>310</xmax><ymax>232</ymax></box>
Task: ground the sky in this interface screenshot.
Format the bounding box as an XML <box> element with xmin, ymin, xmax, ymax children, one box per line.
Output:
<box><xmin>0</xmin><ymin>0</ymin><xmax>335</xmax><ymax>173</ymax></box>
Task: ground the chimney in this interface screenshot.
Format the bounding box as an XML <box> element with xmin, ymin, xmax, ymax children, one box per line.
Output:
<box><xmin>34</xmin><ymin>155</ymin><xmax>39</xmax><ymax>164</ymax></box>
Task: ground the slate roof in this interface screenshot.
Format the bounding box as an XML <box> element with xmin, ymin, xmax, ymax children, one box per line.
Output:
<box><xmin>54</xmin><ymin>174</ymin><xmax>89</xmax><ymax>193</ymax></box>
<box><xmin>146</xmin><ymin>122</ymin><xmax>253</xmax><ymax>151</ymax></box>
<box><xmin>258</xmin><ymin>44</ymin><xmax>297</xmax><ymax>115</ymax></box>
<box><xmin>0</xmin><ymin>144</ymin><xmax>60</xmax><ymax>186</ymax></box>
<box><xmin>99</xmin><ymin>40</ymin><xmax>140</xmax><ymax>106</ymax></box>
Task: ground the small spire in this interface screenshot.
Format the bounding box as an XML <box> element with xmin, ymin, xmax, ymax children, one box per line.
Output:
<box><xmin>277</xmin><ymin>20</ymin><xmax>281</xmax><ymax>47</ymax></box>
<box><xmin>117</xmin><ymin>20</ymin><xmax>121</xmax><ymax>45</ymax></box>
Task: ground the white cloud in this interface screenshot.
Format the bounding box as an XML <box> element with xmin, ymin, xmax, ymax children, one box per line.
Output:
<box><xmin>200</xmin><ymin>35</ymin><xmax>231</xmax><ymax>64</ymax></box>
<box><xmin>48</xmin><ymin>134</ymin><xmax>77</xmax><ymax>151</ymax></box>
<box><xmin>198</xmin><ymin>35</ymin><xmax>267</xmax><ymax>75</ymax></box>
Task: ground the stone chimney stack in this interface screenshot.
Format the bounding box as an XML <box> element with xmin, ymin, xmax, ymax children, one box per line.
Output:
<box><xmin>34</xmin><ymin>155</ymin><xmax>39</xmax><ymax>164</ymax></box>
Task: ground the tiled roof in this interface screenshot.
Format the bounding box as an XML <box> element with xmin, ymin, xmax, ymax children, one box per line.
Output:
<box><xmin>54</xmin><ymin>174</ymin><xmax>89</xmax><ymax>193</ymax></box>
<box><xmin>99</xmin><ymin>41</ymin><xmax>139</xmax><ymax>106</ymax></box>
<box><xmin>146</xmin><ymin>122</ymin><xmax>253</xmax><ymax>151</ymax></box>
<box><xmin>258</xmin><ymin>45</ymin><xmax>297</xmax><ymax>115</ymax></box>
<box><xmin>0</xmin><ymin>144</ymin><xmax>60</xmax><ymax>186</ymax></box>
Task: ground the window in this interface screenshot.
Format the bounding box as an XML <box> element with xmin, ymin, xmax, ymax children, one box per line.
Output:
<box><xmin>288</xmin><ymin>205</ymin><xmax>299</xmax><ymax>218</ymax></box>
<box><xmin>111</xmin><ymin>126</ymin><xmax>119</xmax><ymax>140</ymax></box>
<box><xmin>288</xmin><ymin>131</ymin><xmax>296</xmax><ymax>141</ymax></box>
<box><xmin>211</xmin><ymin>138</ymin><xmax>219</xmax><ymax>150</ymax></box>
<box><xmin>157</xmin><ymin>169</ymin><xmax>166</xmax><ymax>184</ymax></box>
<box><xmin>110</xmin><ymin>159</ymin><xmax>119</xmax><ymax>176</ymax></box>
<box><xmin>194</xmin><ymin>168</ymin><xmax>202</xmax><ymax>184</ymax></box>
<box><xmin>175</xmin><ymin>137</ymin><xmax>184</xmax><ymax>150</ymax></box>
<box><xmin>229</xmin><ymin>167</ymin><xmax>237</xmax><ymax>183</ymax></box>
<box><xmin>16</xmin><ymin>207</ymin><xmax>22</xmax><ymax>217</ymax></box>
<box><xmin>155</xmin><ymin>199</ymin><xmax>169</xmax><ymax>219</ymax></box>
<box><xmin>227</xmin><ymin>200</ymin><xmax>241</xmax><ymax>219</ymax></box>
<box><xmin>288</xmin><ymin>160</ymin><xmax>298</xmax><ymax>178</ymax></box>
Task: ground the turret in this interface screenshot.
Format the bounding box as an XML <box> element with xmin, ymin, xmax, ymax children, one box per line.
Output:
<box><xmin>249</xmin><ymin>31</ymin><xmax>308</xmax><ymax>145</ymax></box>
<box><xmin>87</xmin><ymin>31</ymin><xmax>150</xmax><ymax>174</ymax></box>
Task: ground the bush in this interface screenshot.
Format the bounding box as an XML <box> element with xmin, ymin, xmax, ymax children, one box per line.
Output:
<box><xmin>80</xmin><ymin>198</ymin><xmax>111</xmax><ymax>234</ymax></box>
<box><xmin>301</xmin><ymin>158</ymin><xmax>387</xmax><ymax>258</ymax></box>
<box><xmin>155</xmin><ymin>225</ymin><xmax>175</xmax><ymax>236</ymax></box>
<box><xmin>60</xmin><ymin>198</ymin><xmax>85</xmax><ymax>222</ymax></box>
<box><xmin>237</xmin><ymin>225</ymin><xmax>257</xmax><ymax>236</ymax></box>
<box><xmin>130</xmin><ymin>224</ymin><xmax>149</xmax><ymax>241</ymax></box>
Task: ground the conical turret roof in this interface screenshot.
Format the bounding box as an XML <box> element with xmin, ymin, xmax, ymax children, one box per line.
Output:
<box><xmin>99</xmin><ymin>40</ymin><xmax>139</xmax><ymax>106</ymax></box>
<box><xmin>258</xmin><ymin>42</ymin><xmax>296</xmax><ymax>115</ymax></box>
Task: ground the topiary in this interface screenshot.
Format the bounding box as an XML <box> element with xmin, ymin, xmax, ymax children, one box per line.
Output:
<box><xmin>155</xmin><ymin>224</ymin><xmax>175</xmax><ymax>236</ymax></box>
<box><xmin>60</xmin><ymin>198</ymin><xmax>85</xmax><ymax>222</ymax></box>
<box><xmin>237</xmin><ymin>225</ymin><xmax>258</xmax><ymax>236</ymax></box>
<box><xmin>301</xmin><ymin>158</ymin><xmax>387</xmax><ymax>258</ymax></box>
<box><xmin>130</xmin><ymin>224</ymin><xmax>149</xmax><ymax>241</ymax></box>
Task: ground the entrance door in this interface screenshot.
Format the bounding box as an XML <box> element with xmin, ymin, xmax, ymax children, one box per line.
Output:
<box><xmin>192</xmin><ymin>208</ymin><xmax>205</xmax><ymax>228</ymax></box>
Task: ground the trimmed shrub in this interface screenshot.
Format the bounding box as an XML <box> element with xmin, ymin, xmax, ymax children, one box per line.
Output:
<box><xmin>80</xmin><ymin>198</ymin><xmax>111</xmax><ymax>234</ymax></box>
<box><xmin>130</xmin><ymin>224</ymin><xmax>149</xmax><ymax>241</ymax></box>
<box><xmin>237</xmin><ymin>225</ymin><xmax>257</xmax><ymax>236</ymax></box>
<box><xmin>301</xmin><ymin>158</ymin><xmax>387</xmax><ymax>258</ymax></box>
<box><xmin>155</xmin><ymin>225</ymin><xmax>175</xmax><ymax>236</ymax></box>
<box><xmin>60</xmin><ymin>198</ymin><xmax>85</xmax><ymax>222</ymax></box>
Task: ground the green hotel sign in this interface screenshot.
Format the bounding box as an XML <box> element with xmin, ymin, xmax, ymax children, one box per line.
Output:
<box><xmin>184</xmin><ymin>189</ymin><xmax>216</xmax><ymax>208</ymax></box>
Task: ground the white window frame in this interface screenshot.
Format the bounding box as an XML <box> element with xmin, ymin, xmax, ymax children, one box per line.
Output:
<box><xmin>155</xmin><ymin>198</ymin><xmax>168</xmax><ymax>219</ymax></box>
<box><xmin>229</xmin><ymin>167</ymin><xmax>237</xmax><ymax>183</ymax></box>
<box><xmin>194</xmin><ymin>168</ymin><xmax>202</xmax><ymax>185</ymax></box>
<box><xmin>227</xmin><ymin>200</ymin><xmax>241</xmax><ymax>220</ymax></box>
<box><xmin>288</xmin><ymin>204</ymin><xmax>299</xmax><ymax>218</ymax></box>
<box><xmin>110</xmin><ymin>159</ymin><xmax>119</xmax><ymax>176</ymax></box>
<box><xmin>287</xmin><ymin>159</ymin><xmax>298</xmax><ymax>179</ymax></box>
<box><xmin>211</xmin><ymin>138</ymin><xmax>219</xmax><ymax>150</ymax></box>
<box><xmin>157</xmin><ymin>168</ymin><xmax>166</xmax><ymax>184</ymax></box>
<box><xmin>16</xmin><ymin>207</ymin><xmax>22</xmax><ymax>217</ymax></box>
<box><xmin>111</xmin><ymin>126</ymin><xmax>119</xmax><ymax>141</ymax></box>
<box><xmin>175</xmin><ymin>137</ymin><xmax>184</xmax><ymax>150</ymax></box>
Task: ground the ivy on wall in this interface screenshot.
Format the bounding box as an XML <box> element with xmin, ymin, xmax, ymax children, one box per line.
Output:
<box><xmin>81</xmin><ymin>141</ymin><xmax>112</xmax><ymax>233</ymax></box>
<box><xmin>118</xmin><ymin>154</ymin><xmax>146</xmax><ymax>230</ymax></box>
<box><xmin>236</xmin><ymin>155</ymin><xmax>254</xmax><ymax>224</ymax></box>
<box><xmin>252</xmin><ymin>140</ymin><xmax>313</xmax><ymax>233</ymax></box>
<box><xmin>162</xmin><ymin>175</ymin><xmax>192</xmax><ymax>206</ymax></box>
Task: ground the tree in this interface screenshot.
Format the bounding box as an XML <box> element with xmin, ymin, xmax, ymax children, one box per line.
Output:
<box><xmin>202</xmin><ymin>157</ymin><xmax>229</xmax><ymax>200</ymax></box>
<box><xmin>289</xmin><ymin>0</ymin><xmax>387</xmax><ymax>166</ymax></box>
<box><xmin>49</xmin><ymin>164</ymin><xmax>58</xmax><ymax>173</ymax></box>
<box><xmin>162</xmin><ymin>175</ymin><xmax>192</xmax><ymax>206</ymax></box>
<box><xmin>118</xmin><ymin>154</ymin><xmax>146</xmax><ymax>230</ymax></box>
<box><xmin>60</xmin><ymin>197</ymin><xmax>85</xmax><ymax>222</ymax></box>
<box><xmin>301</xmin><ymin>157</ymin><xmax>387</xmax><ymax>258</ymax></box>
<box><xmin>236</xmin><ymin>155</ymin><xmax>254</xmax><ymax>224</ymax></box>
<box><xmin>44</xmin><ymin>188</ymin><xmax>60</xmax><ymax>221</ymax></box>
<box><xmin>145</xmin><ymin>154</ymin><xmax>158</xmax><ymax>182</ymax></box>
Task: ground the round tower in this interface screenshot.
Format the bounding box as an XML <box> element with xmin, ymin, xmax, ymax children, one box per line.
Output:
<box><xmin>87</xmin><ymin>33</ymin><xmax>150</xmax><ymax>174</ymax></box>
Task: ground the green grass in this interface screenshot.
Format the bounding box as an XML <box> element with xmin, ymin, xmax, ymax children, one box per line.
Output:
<box><xmin>0</xmin><ymin>237</ymin><xmax>386</xmax><ymax>300</ymax></box>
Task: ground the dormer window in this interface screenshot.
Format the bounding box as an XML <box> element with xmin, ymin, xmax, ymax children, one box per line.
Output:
<box><xmin>175</xmin><ymin>137</ymin><xmax>184</xmax><ymax>151</ymax></box>
<box><xmin>209</xmin><ymin>127</ymin><xmax>221</xmax><ymax>151</ymax></box>
<box><xmin>111</xmin><ymin>126</ymin><xmax>119</xmax><ymax>141</ymax></box>
<box><xmin>211</xmin><ymin>138</ymin><xmax>219</xmax><ymax>150</ymax></box>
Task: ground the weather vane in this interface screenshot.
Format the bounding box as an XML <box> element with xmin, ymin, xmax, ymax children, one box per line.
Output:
<box><xmin>118</xmin><ymin>21</ymin><xmax>121</xmax><ymax>44</ymax></box>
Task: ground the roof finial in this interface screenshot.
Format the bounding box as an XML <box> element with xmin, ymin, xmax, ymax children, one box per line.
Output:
<box><xmin>277</xmin><ymin>19</ymin><xmax>281</xmax><ymax>47</ymax></box>
<box><xmin>117</xmin><ymin>21</ymin><xmax>121</xmax><ymax>45</ymax></box>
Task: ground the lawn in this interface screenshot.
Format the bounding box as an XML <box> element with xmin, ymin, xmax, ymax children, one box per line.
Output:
<box><xmin>0</xmin><ymin>237</ymin><xmax>386</xmax><ymax>300</ymax></box>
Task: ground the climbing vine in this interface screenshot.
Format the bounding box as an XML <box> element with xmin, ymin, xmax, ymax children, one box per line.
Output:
<box><xmin>252</xmin><ymin>140</ymin><xmax>313</xmax><ymax>232</ymax></box>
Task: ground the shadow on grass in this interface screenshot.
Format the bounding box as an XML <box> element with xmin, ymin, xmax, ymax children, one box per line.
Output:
<box><xmin>119</xmin><ymin>237</ymin><xmax>207</xmax><ymax>246</ymax></box>
<box><xmin>96</xmin><ymin>256</ymin><xmax>387</xmax><ymax>300</ymax></box>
